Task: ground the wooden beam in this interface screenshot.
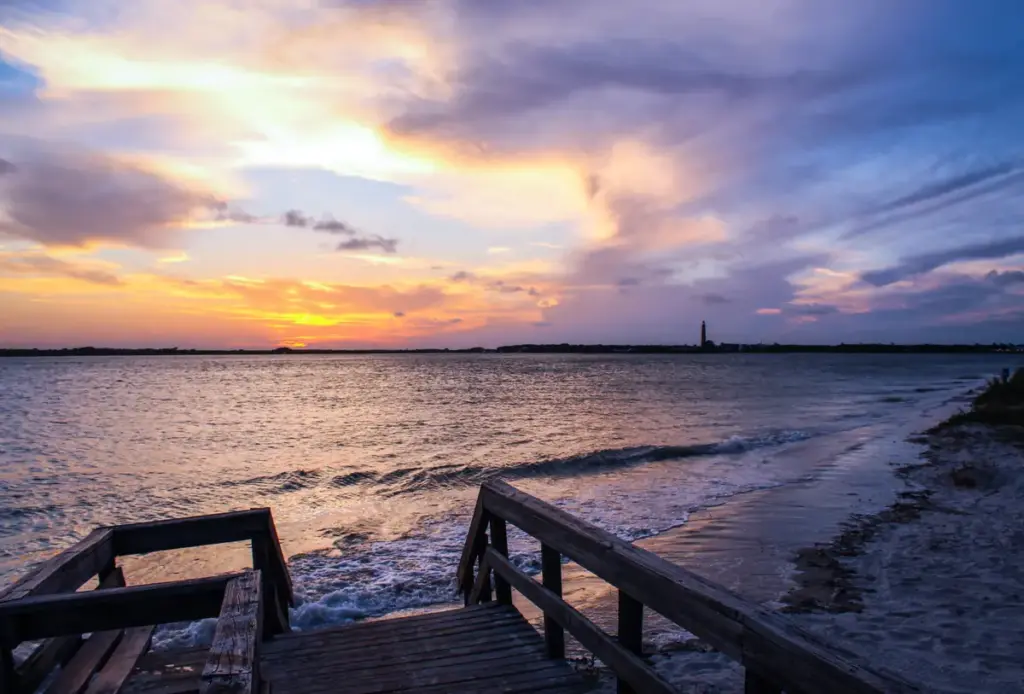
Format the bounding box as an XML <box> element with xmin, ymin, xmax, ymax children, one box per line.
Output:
<box><xmin>0</xmin><ymin>574</ymin><xmax>243</xmax><ymax>643</ymax></box>
<box><xmin>112</xmin><ymin>510</ymin><xmax>272</xmax><ymax>556</ymax></box>
<box><xmin>488</xmin><ymin>517</ymin><xmax>512</xmax><ymax>606</ymax></box>
<box><xmin>480</xmin><ymin>480</ymin><xmax>919</xmax><ymax>694</ymax></box>
<box><xmin>82</xmin><ymin>626</ymin><xmax>154</xmax><ymax>694</ymax></box>
<box><xmin>41</xmin><ymin>630</ymin><xmax>123</xmax><ymax>694</ymax></box>
<box><xmin>617</xmin><ymin>590</ymin><xmax>644</xmax><ymax>694</ymax></box>
<box><xmin>467</xmin><ymin>555</ymin><xmax>492</xmax><ymax>605</ymax></box>
<box><xmin>17</xmin><ymin>567</ymin><xmax>127</xmax><ymax>694</ymax></box>
<box><xmin>540</xmin><ymin>544</ymin><xmax>564</xmax><ymax>660</ymax></box>
<box><xmin>456</xmin><ymin>495</ymin><xmax>490</xmax><ymax>603</ymax></box>
<box><xmin>201</xmin><ymin>571</ymin><xmax>263</xmax><ymax>694</ymax></box>
<box><xmin>260</xmin><ymin>515</ymin><xmax>293</xmax><ymax>605</ymax></box>
<box><xmin>250</xmin><ymin>536</ymin><xmax>289</xmax><ymax>637</ymax></box>
<box><xmin>0</xmin><ymin>529</ymin><xmax>115</xmax><ymax>601</ymax></box>
<box><xmin>484</xmin><ymin>547</ymin><xmax>676</xmax><ymax>694</ymax></box>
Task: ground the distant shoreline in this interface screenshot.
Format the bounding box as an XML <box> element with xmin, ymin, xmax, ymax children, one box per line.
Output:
<box><xmin>1</xmin><ymin>343</ymin><xmax>1021</xmax><ymax>357</ymax></box>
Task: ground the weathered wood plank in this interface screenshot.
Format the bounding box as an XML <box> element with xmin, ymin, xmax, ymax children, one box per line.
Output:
<box><xmin>17</xmin><ymin>567</ymin><xmax>127</xmax><ymax>694</ymax></box>
<box><xmin>84</xmin><ymin>626</ymin><xmax>154</xmax><ymax>694</ymax></box>
<box><xmin>290</xmin><ymin>657</ymin><xmax>574</xmax><ymax>694</ymax></box>
<box><xmin>15</xmin><ymin>636</ymin><xmax>81</xmax><ymax>694</ymax></box>
<box><xmin>275</xmin><ymin>643</ymin><xmax>548</xmax><ymax>688</ymax></box>
<box><xmin>200</xmin><ymin>571</ymin><xmax>262</xmax><ymax>694</ymax></box>
<box><xmin>0</xmin><ymin>574</ymin><xmax>244</xmax><ymax>642</ymax></box>
<box><xmin>249</xmin><ymin>538</ymin><xmax>288</xmax><ymax>637</ymax></box>
<box><xmin>266</xmin><ymin>603</ymin><xmax>501</xmax><ymax>644</ymax></box>
<box><xmin>264</xmin><ymin>615</ymin><xmax>545</xmax><ymax>679</ymax></box>
<box><xmin>456</xmin><ymin>495</ymin><xmax>490</xmax><ymax>601</ymax></box>
<box><xmin>262</xmin><ymin>607</ymin><xmax>519</xmax><ymax>653</ymax></box>
<box><xmin>468</xmin><ymin>554</ymin><xmax>493</xmax><ymax>605</ymax></box>
<box><xmin>488</xmin><ymin>517</ymin><xmax>513</xmax><ymax>606</ymax></box>
<box><xmin>541</xmin><ymin>544</ymin><xmax>565</xmax><ymax>660</ymax></box>
<box><xmin>484</xmin><ymin>548</ymin><xmax>675</xmax><ymax>694</ymax></box>
<box><xmin>259</xmin><ymin>515</ymin><xmax>293</xmax><ymax>604</ymax></box>
<box><xmin>481</xmin><ymin>480</ymin><xmax>918</xmax><ymax>694</ymax></box>
<box><xmin>111</xmin><ymin>510</ymin><xmax>271</xmax><ymax>557</ymax></box>
<box><xmin>261</xmin><ymin>615</ymin><xmax>527</xmax><ymax>658</ymax></box>
<box><xmin>617</xmin><ymin>590</ymin><xmax>644</xmax><ymax>694</ymax></box>
<box><xmin>0</xmin><ymin>529</ymin><xmax>115</xmax><ymax>602</ymax></box>
<box><xmin>43</xmin><ymin>631</ymin><xmax>123</xmax><ymax>694</ymax></box>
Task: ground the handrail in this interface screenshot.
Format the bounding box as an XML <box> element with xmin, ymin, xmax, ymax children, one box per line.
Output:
<box><xmin>0</xmin><ymin>508</ymin><xmax>292</xmax><ymax>643</ymax></box>
<box><xmin>459</xmin><ymin>480</ymin><xmax>920</xmax><ymax>694</ymax></box>
<box><xmin>0</xmin><ymin>573</ymin><xmax>246</xmax><ymax>642</ymax></box>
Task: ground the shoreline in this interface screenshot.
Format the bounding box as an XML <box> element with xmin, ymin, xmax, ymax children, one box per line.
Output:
<box><xmin>529</xmin><ymin>383</ymin><xmax>1022</xmax><ymax>692</ymax></box>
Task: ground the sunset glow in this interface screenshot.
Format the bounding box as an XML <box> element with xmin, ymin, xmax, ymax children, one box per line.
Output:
<box><xmin>2</xmin><ymin>2</ymin><xmax>1023</xmax><ymax>347</ymax></box>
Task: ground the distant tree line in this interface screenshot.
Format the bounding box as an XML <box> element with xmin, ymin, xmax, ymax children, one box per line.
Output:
<box><xmin>1</xmin><ymin>343</ymin><xmax>1021</xmax><ymax>357</ymax></box>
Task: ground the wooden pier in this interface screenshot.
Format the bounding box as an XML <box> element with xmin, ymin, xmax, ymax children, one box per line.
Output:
<box><xmin>0</xmin><ymin>481</ymin><xmax>920</xmax><ymax>694</ymax></box>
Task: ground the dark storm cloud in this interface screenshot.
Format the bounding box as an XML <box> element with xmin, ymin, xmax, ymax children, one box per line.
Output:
<box><xmin>986</xmin><ymin>270</ymin><xmax>1024</xmax><ymax>287</ymax></box>
<box><xmin>862</xmin><ymin>236</ymin><xmax>1024</xmax><ymax>287</ymax></box>
<box><xmin>0</xmin><ymin>143</ymin><xmax>220</xmax><ymax>248</ymax></box>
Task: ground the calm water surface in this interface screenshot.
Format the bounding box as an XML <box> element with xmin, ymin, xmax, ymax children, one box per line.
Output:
<box><xmin>0</xmin><ymin>353</ymin><xmax>1013</xmax><ymax>638</ymax></box>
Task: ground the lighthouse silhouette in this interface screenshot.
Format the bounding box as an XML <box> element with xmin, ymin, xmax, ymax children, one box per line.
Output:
<box><xmin>700</xmin><ymin>320</ymin><xmax>707</xmax><ymax>348</ymax></box>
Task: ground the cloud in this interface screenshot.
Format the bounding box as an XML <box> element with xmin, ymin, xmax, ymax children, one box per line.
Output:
<box><xmin>0</xmin><ymin>143</ymin><xmax>222</xmax><ymax>248</ymax></box>
<box><xmin>313</xmin><ymin>218</ymin><xmax>357</xmax><ymax>234</ymax></box>
<box><xmin>0</xmin><ymin>158</ymin><xmax>15</xmax><ymax>175</ymax></box>
<box><xmin>0</xmin><ymin>251</ymin><xmax>123</xmax><ymax>286</ymax></box>
<box><xmin>336</xmin><ymin>235</ymin><xmax>399</xmax><ymax>253</ymax></box>
<box><xmin>697</xmin><ymin>292</ymin><xmax>730</xmax><ymax>305</ymax></box>
<box><xmin>862</xmin><ymin>236</ymin><xmax>1024</xmax><ymax>286</ymax></box>
<box><xmin>449</xmin><ymin>270</ymin><xmax>475</xmax><ymax>282</ymax></box>
<box><xmin>212</xmin><ymin>203</ymin><xmax>260</xmax><ymax>224</ymax></box>
<box><xmin>283</xmin><ymin>210</ymin><xmax>310</xmax><ymax>228</ymax></box>
<box><xmin>986</xmin><ymin>269</ymin><xmax>1024</xmax><ymax>287</ymax></box>
<box><xmin>281</xmin><ymin>209</ymin><xmax>397</xmax><ymax>252</ymax></box>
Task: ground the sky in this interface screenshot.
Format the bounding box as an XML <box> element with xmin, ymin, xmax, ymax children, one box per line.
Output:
<box><xmin>1</xmin><ymin>1</ymin><xmax>1023</xmax><ymax>348</ymax></box>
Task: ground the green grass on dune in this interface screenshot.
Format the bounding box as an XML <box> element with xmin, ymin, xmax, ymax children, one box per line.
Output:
<box><xmin>932</xmin><ymin>367</ymin><xmax>1024</xmax><ymax>431</ymax></box>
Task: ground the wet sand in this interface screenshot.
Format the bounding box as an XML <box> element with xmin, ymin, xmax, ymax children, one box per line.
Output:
<box><xmin>512</xmin><ymin>396</ymin><xmax>971</xmax><ymax>692</ymax></box>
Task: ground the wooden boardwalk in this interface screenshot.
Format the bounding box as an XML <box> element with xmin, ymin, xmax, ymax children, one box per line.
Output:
<box><xmin>0</xmin><ymin>481</ymin><xmax>924</xmax><ymax>694</ymax></box>
<box><xmin>122</xmin><ymin>604</ymin><xmax>584</xmax><ymax>694</ymax></box>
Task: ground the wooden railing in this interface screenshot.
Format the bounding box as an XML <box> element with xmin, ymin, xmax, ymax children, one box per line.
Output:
<box><xmin>458</xmin><ymin>480</ymin><xmax>920</xmax><ymax>694</ymax></box>
<box><xmin>0</xmin><ymin>509</ymin><xmax>293</xmax><ymax>694</ymax></box>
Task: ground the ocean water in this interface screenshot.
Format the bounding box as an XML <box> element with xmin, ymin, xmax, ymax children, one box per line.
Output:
<box><xmin>0</xmin><ymin>353</ymin><xmax>1013</xmax><ymax>640</ymax></box>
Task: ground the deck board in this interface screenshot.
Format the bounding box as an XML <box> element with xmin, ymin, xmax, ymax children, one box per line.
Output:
<box><xmin>122</xmin><ymin>604</ymin><xmax>587</xmax><ymax>694</ymax></box>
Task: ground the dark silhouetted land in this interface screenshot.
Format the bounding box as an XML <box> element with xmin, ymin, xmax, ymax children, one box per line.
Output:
<box><xmin>0</xmin><ymin>343</ymin><xmax>1022</xmax><ymax>357</ymax></box>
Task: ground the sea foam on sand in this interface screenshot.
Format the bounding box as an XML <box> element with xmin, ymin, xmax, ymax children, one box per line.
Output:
<box><xmin>790</xmin><ymin>424</ymin><xmax>1024</xmax><ymax>693</ymax></box>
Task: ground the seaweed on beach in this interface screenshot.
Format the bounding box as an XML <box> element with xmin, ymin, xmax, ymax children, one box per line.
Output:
<box><xmin>781</xmin><ymin>489</ymin><xmax>935</xmax><ymax>614</ymax></box>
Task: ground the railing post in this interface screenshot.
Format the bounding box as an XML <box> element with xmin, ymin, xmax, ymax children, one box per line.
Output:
<box><xmin>540</xmin><ymin>544</ymin><xmax>564</xmax><ymax>659</ymax></box>
<box><xmin>617</xmin><ymin>590</ymin><xmax>643</xmax><ymax>694</ymax></box>
<box><xmin>744</xmin><ymin>670</ymin><xmax>783</xmax><ymax>694</ymax></box>
<box><xmin>251</xmin><ymin>533</ymin><xmax>289</xmax><ymax>636</ymax></box>
<box><xmin>488</xmin><ymin>517</ymin><xmax>512</xmax><ymax>605</ymax></box>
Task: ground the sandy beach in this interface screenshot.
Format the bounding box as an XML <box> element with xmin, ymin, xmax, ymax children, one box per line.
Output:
<box><xmin>523</xmin><ymin>385</ymin><xmax>1024</xmax><ymax>693</ymax></box>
